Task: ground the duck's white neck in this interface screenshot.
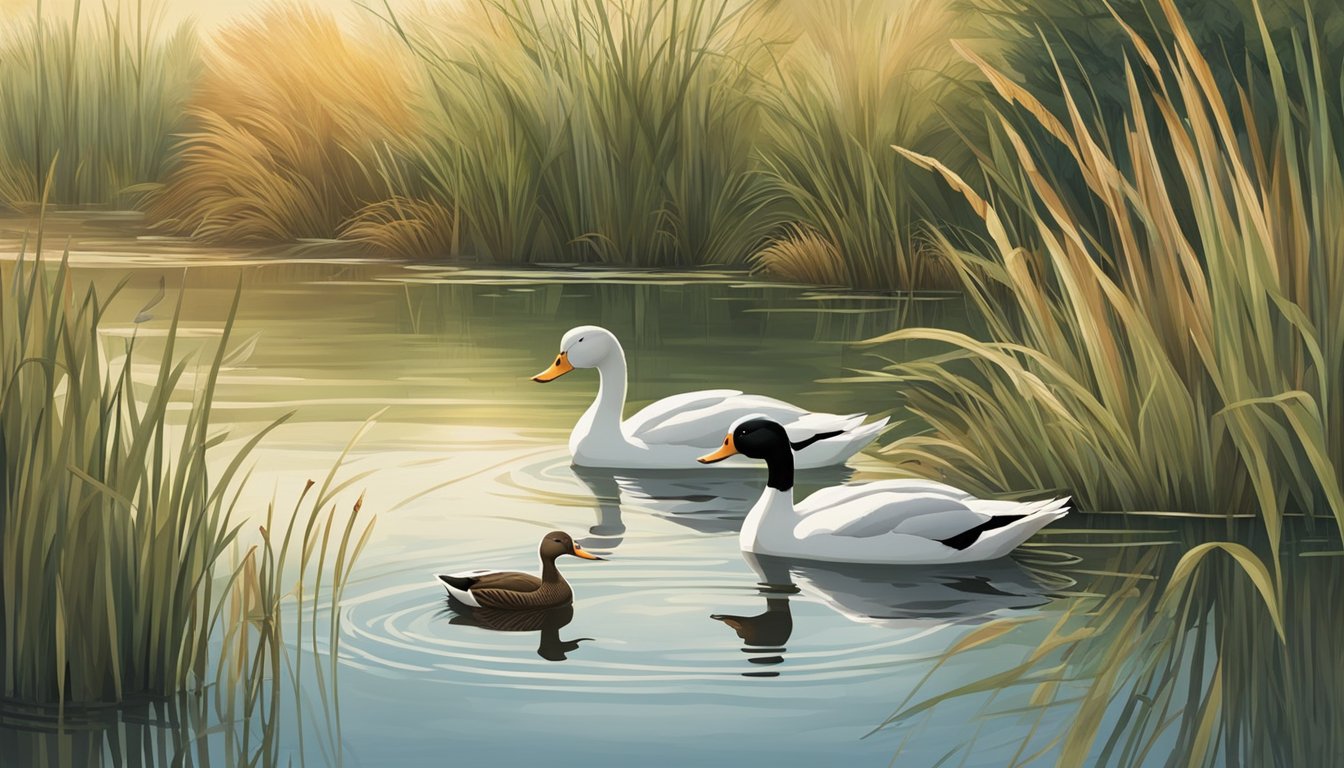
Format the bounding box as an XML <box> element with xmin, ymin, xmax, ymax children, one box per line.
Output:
<box><xmin>740</xmin><ymin>487</ymin><xmax>799</xmax><ymax>555</ymax></box>
<box><xmin>576</xmin><ymin>348</ymin><xmax>628</xmax><ymax>445</ymax></box>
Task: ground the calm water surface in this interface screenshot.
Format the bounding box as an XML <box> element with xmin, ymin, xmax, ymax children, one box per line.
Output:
<box><xmin>2</xmin><ymin>217</ymin><xmax>1332</xmax><ymax>767</ymax></box>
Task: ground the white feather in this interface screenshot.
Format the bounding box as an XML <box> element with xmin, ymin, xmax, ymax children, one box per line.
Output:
<box><xmin>543</xmin><ymin>326</ymin><xmax>887</xmax><ymax>469</ymax></box>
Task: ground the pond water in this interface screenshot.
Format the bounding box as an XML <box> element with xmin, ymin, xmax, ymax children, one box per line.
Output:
<box><xmin>1</xmin><ymin>217</ymin><xmax>1336</xmax><ymax>767</ymax></box>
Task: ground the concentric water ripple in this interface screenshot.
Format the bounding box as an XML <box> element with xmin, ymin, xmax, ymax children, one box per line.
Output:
<box><xmin>337</xmin><ymin>444</ymin><xmax>1062</xmax><ymax>696</ymax></box>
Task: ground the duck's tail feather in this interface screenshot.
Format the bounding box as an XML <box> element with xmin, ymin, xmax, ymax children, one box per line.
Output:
<box><xmin>437</xmin><ymin>573</ymin><xmax>477</xmax><ymax>590</ymax></box>
<box><xmin>937</xmin><ymin>513</ymin><xmax>1027</xmax><ymax>551</ymax></box>
<box><xmin>792</xmin><ymin>415</ymin><xmax>889</xmax><ymax>469</ymax></box>
<box><xmin>964</xmin><ymin>497</ymin><xmax>1071</xmax><ymax>560</ymax></box>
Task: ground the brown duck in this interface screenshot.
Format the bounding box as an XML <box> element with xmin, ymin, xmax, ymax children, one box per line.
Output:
<box><xmin>435</xmin><ymin>531</ymin><xmax>604</xmax><ymax>610</ymax></box>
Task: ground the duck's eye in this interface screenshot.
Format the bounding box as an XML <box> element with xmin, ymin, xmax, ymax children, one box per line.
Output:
<box><xmin>579</xmin><ymin>337</ymin><xmax>585</xmax><ymax>343</ymax></box>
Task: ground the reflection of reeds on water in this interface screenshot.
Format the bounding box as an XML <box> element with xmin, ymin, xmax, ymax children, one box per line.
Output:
<box><xmin>880</xmin><ymin>527</ymin><xmax>1342</xmax><ymax>766</ymax></box>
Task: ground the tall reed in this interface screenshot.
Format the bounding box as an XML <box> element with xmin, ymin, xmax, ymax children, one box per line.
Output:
<box><xmin>0</xmin><ymin>205</ymin><xmax>366</xmax><ymax>715</ymax></box>
<box><xmin>0</xmin><ymin>233</ymin><xmax>287</xmax><ymax>703</ymax></box>
<box><xmin>0</xmin><ymin>2</ymin><xmax>198</xmax><ymax>208</ymax></box>
<box><xmin>869</xmin><ymin>0</ymin><xmax>1342</xmax><ymax>555</ymax></box>
<box><xmin>753</xmin><ymin>0</ymin><xmax>976</xmax><ymax>288</ymax></box>
<box><xmin>384</xmin><ymin>0</ymin><xmax>783</xmax><ymax>266</ymax></box>
<box><xmin>216</xmin><ymin>467</ymin><xmax>375</xmax><ymax>767</ymax></box>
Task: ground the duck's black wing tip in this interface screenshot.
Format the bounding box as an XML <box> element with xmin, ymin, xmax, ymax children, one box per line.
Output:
<box><xmin>437</xmin><ymin>573</ymin><xmax>477</xmax><ymax>590</ymax></box>
<box><xmin>937</xmin><ymin>514</ymin><xmax>1027</xmax><ymax>551</ymax></box>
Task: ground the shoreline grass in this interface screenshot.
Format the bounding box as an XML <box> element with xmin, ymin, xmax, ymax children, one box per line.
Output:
<box><xmin>148</xmin><ymin>5</ymin><xmax>421</xmax><ymax>243</ymax></box>
<box><xmin>0</xmin><ymin>1</ymin><xmax>198</xmax><ymax>208</ymax></box>
<box><xmin>871</xmin><ymin>0</ymin><xmax>1342</xmax><ymax>549</ymax></box>
<box><xmin>381</xmin><ymin>0</ymin><xmax>786</xmax><ymax>267</ymax></box>
<box><xmin>754</xmin><ymin>0</ymin><xmax>977</xmax><ymax>288</ymax></box>
<box><xmin>0</xmin><ymin>212</ymin><xmax>374</xmax><ymax>718</ymax></box>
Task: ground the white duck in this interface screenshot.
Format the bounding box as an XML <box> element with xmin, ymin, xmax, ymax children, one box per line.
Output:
<box><xmin>532</xmin><ymin>325</ymin><xmax>887</xmax><ymax>470</ymax></box>
<box><xmin>698</xmin><ymin>418</ymin><xmax>1069</xmax><ymax>564</ymax></box>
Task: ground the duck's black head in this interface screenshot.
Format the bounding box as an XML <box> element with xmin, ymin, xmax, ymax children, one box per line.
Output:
<box><xmin>539</xmin><ymin>530</ymin><xmax>605</xmax><ymax>561</ymax></box>
<box><xmin>698</xmin><ymin>418</ymin><xmax>842</xmax><ymax>491</ymax></box>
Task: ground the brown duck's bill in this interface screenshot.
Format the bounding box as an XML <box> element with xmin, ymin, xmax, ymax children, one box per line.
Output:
<box><xmin>532</xmin><ymin>351</ymin><xmax>574</xmax><ymax>382</ymax></box>
<box><xmin>698</xmin><ymin>434</ymin><xmax>738</xmax><ymax>464</ymax></box>
<box><xmin>572</xmin><ymin>544</ymin><xmax>605</xmax><ymax>560</ymax></box>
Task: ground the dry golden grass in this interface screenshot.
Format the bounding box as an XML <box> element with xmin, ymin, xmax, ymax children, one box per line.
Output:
<box><xmin>343</xmin><ymin>195</ymin><xmax>460</xmax><ymax>259</ymax></box>
<box><xmin>749</xmin><ymin>225</ymin><xmax>845</xmax><ymax>285</ymax></box>
<box><xmin>151</xmin><ymin>5</ymin><xmax>421</xmax><ymax>242</ymax></box>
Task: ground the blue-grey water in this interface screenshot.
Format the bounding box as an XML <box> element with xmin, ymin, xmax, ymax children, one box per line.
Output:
<box><xmin>2</xmin><ymin>215</ymin><xmax>1330</xmax><ymax>768</ymax></box>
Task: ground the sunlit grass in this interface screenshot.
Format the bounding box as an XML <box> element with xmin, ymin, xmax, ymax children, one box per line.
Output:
<box><xmin>868</xmin><ymin>0</ymin><xmax>1342</xmax><ymax>559</ymax></box>
<box><xmin>749</xmin><ymin>224</ymin><xmax>846</xmax><ymax>285</ymax></box>
<box><xmin>150</xmin><ymin>5</ymin><xmax>422</xmax><ymax>243</ymax></box>
<box><xmin>0</xmin><ymin>1</ymin><xmax>199</xmax><ymax>208</ymax></box>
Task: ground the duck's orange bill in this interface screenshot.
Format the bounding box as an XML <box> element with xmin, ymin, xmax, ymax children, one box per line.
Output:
<box><xmin>532</xmin><ymin>352</ymin><xmax>574</xmax><ymax>382</ymax></box>
<box><xmin>698</xmin><ymin>434</ymin><xmax>738</xmax><ymax>464</ymax></box>
<box><xmin>572</xmin><ymin>544</ymin><xmax>604</xmax><ymax>560</ymax></box>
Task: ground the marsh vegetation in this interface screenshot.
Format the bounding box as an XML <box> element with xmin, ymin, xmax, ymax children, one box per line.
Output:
<box><xmin>0</xmin><ymin>0</ymin><xmax>1339</xmax><ymax>763</ymax></box>
<box><xmin>0</xmin><ymin>215</ymin><xmax>374</xmax><ymax>766</ymax></box>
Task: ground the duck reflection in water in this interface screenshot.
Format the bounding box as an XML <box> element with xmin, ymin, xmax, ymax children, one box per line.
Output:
<box><xmin>571</xmin><ymin>465</ymin><xmax>853</xmax><ymax>551</ymax></box>
<box><xmin>712</xmin><ymin>553</ymin><xmax>1054</xmax><ymax>676</ymax></box>
<box><xmin>446</xmin><ymin>603</ymin><xmax>593</xmax><ymax>662</ymax></box>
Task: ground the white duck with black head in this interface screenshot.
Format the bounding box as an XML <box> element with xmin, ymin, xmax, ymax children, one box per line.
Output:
<box><xmin>533</xmin><ymin>325</ymin><xmax>887</xmax><ymax>470</ymax></box>
<box><xmin>698</xmin><ymin>418</ymin><xmax>1070</xmax><ymax>565</ymax></box>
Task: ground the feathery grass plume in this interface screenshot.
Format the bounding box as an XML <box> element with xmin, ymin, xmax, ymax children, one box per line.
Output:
<box><xmin>754</xmin><ymin>0</ymin><xmax>978</xmax><ymax>288</ymax></box>
<box><xmin>0</xmin><ymin>2</ymin><xmax>199</xmax><ymax>207</ymax></box>
<box><xmin>873</xmin><ymin>0</ymin><xmax>1342</xmax><ymax>559</ymax></box>
<box><xmin>343</xmin><ymin>194</ymin><xmax>461</xmax><ymax>259</ymax></box>
<box><xmin>150</xmin><ymin>5</ymin><xmax>421</xmax><ymax>242</ymax></box>
<box><xmin>383</xmin><ymin>0</ymin><xmax>783</xmax><ymax>266</ymax></box>
<box><xmin>749</xmin><ymin>224</ymin><xmax>846</xmax><ymax>286</ymax></box>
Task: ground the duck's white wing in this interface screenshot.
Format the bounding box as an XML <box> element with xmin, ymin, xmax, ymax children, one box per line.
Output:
<box><xmin>797</xmin><ymin>479</ymin><xmax>971</xmax><ymax>513</ymax></box>
<box><xmin>794</xmin><ymin>485</ymin><xmax>989</xmax><ymax>541</ymax></box>
<box><xmin>623</xmin><ymin>389</ymin><xmax>741</xmax><ymax>437</ymax></box>
<box><xmin>626</xmin><ymin>391</ymin><xmax>814</xmax><ymax>448</ymax></box>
